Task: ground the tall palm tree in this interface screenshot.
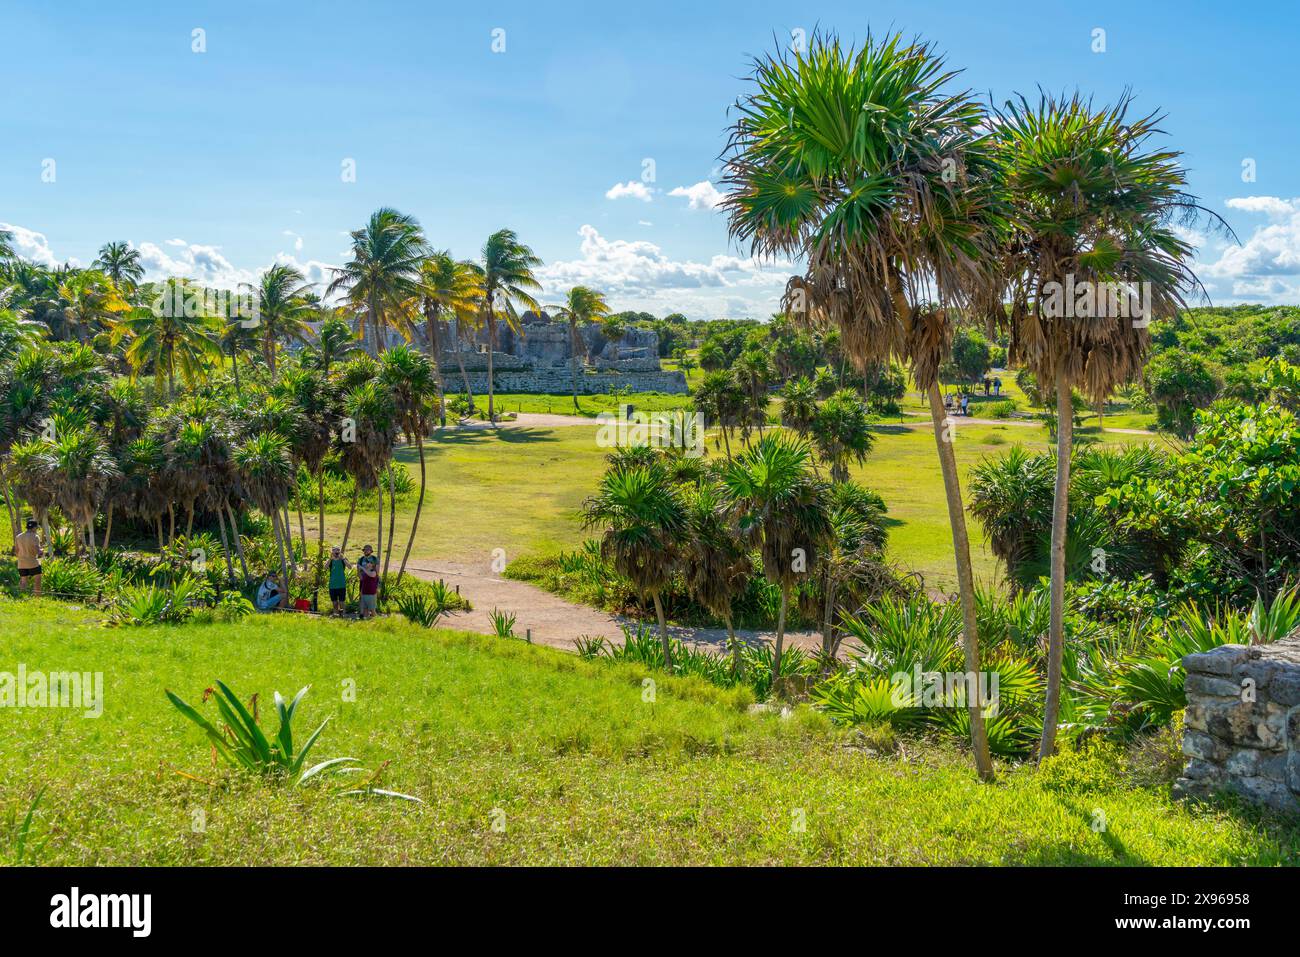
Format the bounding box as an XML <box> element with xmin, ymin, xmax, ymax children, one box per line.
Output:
<box><xmin>734</xmin><ymin>349</ymin><xmax>773</xmax><ymax>439</ymax></box>
<box><xmin>721</xmin><ymin>31</ymin><xmax>1000</xmax><ymax>779</ymax></box>
<box><xmin>683</xmin><ymin>481</ymin><xmax>753</xmax><ymax>674</ymax></box>
<box><xmin>989</xmin><ymin>93</ymin><xmax>1212</xmax><ymax>759</ymax></box>
<box><xmin>549</xmin><ymin>286</ymin><xmax>610</xmax><ymax>411</ymax></box>
<box><xmin>379</xmin><ymin>346</ymin><xmax>436</xmax><ymax>585</ymax></box>
<box><xmin>92</xmin><ymin>242</ymin><xmax>145</xmax><ymax>292</ymax></box>
<box><xmin>720</xmin><ymin>433</ymin><xmax>831</xmax><ymax>682</ymax></box>
<box><xmin>779</xmin><ymin>376</ymin><xmax>819</xmax><ymax>436</ymax></box>
<box><xmin>327</xmin><ymin>208</ymin><xmax>430</xmax><ymax>355</ymax></box>
<box><xmin>57</xmin><ymin>270</ymin><xmax>130</xmax><ymax>343</ymax></box>
<box><xmin>479</xmin><ymin>229</ymin><xmax>542</xmax><ymax>423</ymax></box>
<box><xmin>49</xmin><ymin>428</ymin><xmax>120</xmax><ymax>557</ymax></box>
<box><xmin>248</xmin><ymin>264</ymin><xmax>316</xmax><ymax>375</ymax></box>
<box><xmin>113</xmin><ymin>289</ymin><xmax>223</xmax><ymax>397</ymax></box>
<box><xmin>582</xmin><ymin>461</ymin><xmax>687</xmax><ymax>668</ymax></box>
<box><xmin>417</xmin><ymin>252</ymin><xmax>481</xmax><ymax>427</ymax></box>
<box><xmin>339</xmin><ymin>379</ymin><xmax>397</xmax><ymax>556</ymax></box>
<box><xmin>0</xmin><ymin>228</ymin><xmax>16</xmax><ymax>263</ymax></box>
<box><xmin>233</xmin><ymin>432</ymin><xmax>295</xmax><ymax>594</ymax></box>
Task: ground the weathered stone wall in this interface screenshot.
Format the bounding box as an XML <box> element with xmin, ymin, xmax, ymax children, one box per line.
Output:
<box><xmin>437</xmin><ymin>357</ymin><xmax>687</xmax><ymax>395</ymax></box>
<box><xmin>1174</xmin><ymin>633</ymin><xmax>1300</xmax><ymax>812</ymax></box>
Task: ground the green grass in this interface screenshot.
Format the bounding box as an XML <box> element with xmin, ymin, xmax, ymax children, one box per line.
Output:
<box><xmin>329</xmin><ymin>416</ymin><xmax>1151</xmax><ymax>591</ymax></box>
<box><xmin>1</xmin><ymin>597</ymin><xmax>1293</xmax><ymax>865</ymax></box>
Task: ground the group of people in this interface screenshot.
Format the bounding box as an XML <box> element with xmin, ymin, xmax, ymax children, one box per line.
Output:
<box><xmin>256</xmin><ymin>544</ymin><xmax>382</xmax><ymax>617</ymax></box>
<box><xmin>944</xmin><ymin>375</ymin><xmax>1004</xmax><ymax>417</ymax></box>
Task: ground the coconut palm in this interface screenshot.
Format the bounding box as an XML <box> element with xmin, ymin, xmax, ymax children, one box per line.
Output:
<box><xmin>338</xmin><ymin>379</ymin><xmax>397</xmax><ymax>555</ymax></box>
<box><xmin>233</xmin><ymin>431</ymin><xmax>296</xmax><ymax>593</ymax></box>
<box><xmin>327</xmin><ymin>208</ymin><xmax>430</xmax><ymax>355</ymax></box>
<box><xmin>720</xmin><ymin>432</ymin><xmax>831</xmax><ymax>682</ymax></box>
<box><xmin>92</xmin><ymin>242</ymin><xmax>145</xmax><ymax>292</ymax></box>
<box><xmin>56</xmin><ymin>269</ymin><xmax>130</xmax><ymax>343</ymax></box>
<box><xmin>417</xmin><ymin>252</ymin><xmax>481</xmax><ymax>426</ymax></box>
<box><xmin>113</xmin><ymin>295</ymin><xmax>223</xmax><ymax>397</ymax></box>
<box><xmin>479</xmin><ymin>229</ymin><xmax>542</xmax><ymax>423</ymax></box>
<box><xmin>549</xmin><ymin>286</ymin><xmax>611</xmax><ymax>411</ymax></box>
<box><xmin>810</xmin><ymin>388</ymin><xmax>875</xmax><ymax>482</ymax></box>
<box><xmin>378</xmin><ymin>346</ymin><xmax>436</xmax><ymax>586</ymax></box>
<box><xmin>988</xmin><ymin>93</ymin><xmax>1212</xmax><ymax>758</ymax></box>
<box><xmin>0</xmin><ymin>228</ymin><xmax>15</xmax><ymax>263</ymax></box>
<box><xmin>683</xmin><ymin>481</ymin><xmax>753</xmax><ymax>674</ymax></box>
<box><xmin>305</xmin><ymin>315</ymin><xmax>360</xmax><ymax>377</ymax></box>
<box><xmin>721</xmin><ymin>31</ymin><xmax>1000</xmax><ymax>779</ymax></box>
<box><xmin>49</xmin><ymin>428</ymin><xmax>120</xmax><ymax>557</ymax></box>
<box><xmin>248</xmin><ymin>264</ymin><xmax>316</xmax><ymax>375</ymax></box>
<box><xmin>582</xmin><ymin>460</ymin><xmax>687</xmax><ymax>668</ymax></box>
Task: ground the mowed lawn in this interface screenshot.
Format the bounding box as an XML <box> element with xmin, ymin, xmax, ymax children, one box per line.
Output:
<box><xmin>1</xmin><ymin>599</ymin><xmax>1293</xmax><ymax>866</ymax></box>
<box><xmin>323</xmin><ymin>416</ymin><xmax>1151</xmax><ymax>591</ymax></box>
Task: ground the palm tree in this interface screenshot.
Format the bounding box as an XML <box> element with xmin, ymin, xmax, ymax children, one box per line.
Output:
<box><xmin>309</xmin><ymin>315</ymin><xmax>360</xmax><ymax>377</ymax></box>
<box><xmin>683</xmin><ymin>481</ymin><xmax>753</xmax><ymax>674</ymax></box>
<box><xmin>734</xmin><ymin>349</ymin><xmax>773</xmax><ymax>439</ymax></box>
<box><xmin>56</xmin><ymin>270</ymin><xmax>130</xmax><ymax>343</ymax></box>
<box><xmin>0</xmin><ymin>228</ymin><xmax>15</xmax><ymax>263</ymax></box>
<box><xmin>479</xmin><ymin>229</ymin><xmax>542</xmax><ymax>423</ymax></box>
<box><xmin>327</xmin><ymin>208</ymin><xmax>430</xmax><ymax>355</ymax></box>
<box><xmin>582</xmin><ymin>461</ymin><xmax>687</xmax><ymax>668</ymax></box>
<box><xmin>113</xmin><ymin>290</ymin><xmax>223</xmax><ymax>397</ymax></box>
<box><xmin>378</xmin><ymin>346</ymin><xmax>436</xmax><ymax>586</ymax></box>
<box><xmin>248</xmin><ymin>264</ymin><xmax>315</xmax><ymax>375</ymax></box>
<box><xmin>233</xmin><ymin>432</ymin><xmax>295</xmax><ymax>594</ymax></box>
<box><xmin>813</xmin><ymin>481</ymin><xmax>891</xmax><ymax>659</ymax></box>
<box><xmin>418</xmin><ymin>252</ymin><xmax>481</xmax><ymax>427</ymax></box>
<box><xmin>49</xmin><ymin>429</ymin><xmax>120</xmax><ymax>557</ymax></box>
<box><xmin>278</xmin><ymin>368</ymin><xmax>336</xmax><ymax>601</ymax></box>
<box><xmin>989</xmin><ymin>93</ymin><xmax>1211</xmax><ymax>759</ymax></box>
<box><xmin>92</xmin><ymin>242</ymin><xmax>145</xmax><ymax>292</ymax></box>
<box><xmin>339</xmin><ymin>379</ymin><xmax>397</xmax><ymax>556</ymax></box>
<box><xmin>721</xmin><ymin>31</ymin><xmax>1000</xmax><ymax>779</ymax></box>
<box><xmin>720</xmin><ymin>433</ymin><xmax>831</xmax><ymax>682</ymax></box>
<box><xmin>549</xmin><ymin>286</ymin><xmax>610</xmax><ymax>411</ymax></box>
<box><xmin>810</xmin><ymin>388</ymin><xmax>875</xmax><ymax>482</ymax></box>
<box><xmin>779</xmin><ymin>376</ymin><xmax>818</xmax><ymax>436</ymax></box>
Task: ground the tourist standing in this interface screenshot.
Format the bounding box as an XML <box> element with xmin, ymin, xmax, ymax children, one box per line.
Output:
<box><xmin>14</xmin><ymin>518</ymin><xmax>43</xmax><ymax>596</ymax></box>
<box><xmin>327</xmin><ymin>547</ymin><xmax>351</xmax><ymax>615</ymax></box>
<box><xmin>357</xmin><ymin>545</ymin><xmax>380</xmax><ymax>618</ymax></box>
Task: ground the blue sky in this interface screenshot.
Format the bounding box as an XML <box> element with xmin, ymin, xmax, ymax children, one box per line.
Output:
<box><xmin>2</xmin><ymin>0</ymin><xmax>1298</xmax><ymax>318</ymax></box>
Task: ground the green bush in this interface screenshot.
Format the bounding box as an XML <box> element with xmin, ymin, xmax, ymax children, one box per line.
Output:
<box><xmin>41</xmin><ymin>558</ymin><xmax>103</xmax><ymax>601</ymax></box>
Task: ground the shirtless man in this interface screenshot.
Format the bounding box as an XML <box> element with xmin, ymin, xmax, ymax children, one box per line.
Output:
<box><xmin>14</xmin><ymin>518</ymin><xmax>43</xmax><ymax>596</ymax></box>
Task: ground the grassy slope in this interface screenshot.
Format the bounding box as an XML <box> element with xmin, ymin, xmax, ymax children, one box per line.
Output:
<box><xmin>1</xmin><ymin>598</ymin><xmax>1293</xmax><ymax>865</ymax></box>
<box><xmin>322</xmin><ymin>420</ymin><xmax>1150</xmax><ymax>591</ymax></box>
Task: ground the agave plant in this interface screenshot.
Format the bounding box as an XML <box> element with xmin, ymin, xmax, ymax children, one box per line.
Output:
<box><xmin>165</xmin><ymin>681</ymin><xmax>419</xmax><ymax>801</ymax></box>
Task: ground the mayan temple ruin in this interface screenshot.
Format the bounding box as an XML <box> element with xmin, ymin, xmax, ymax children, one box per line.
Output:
<box><xmin>411</xmin><ymin>311</ymin><xmax>688</xmax><ymax>395</ymax></box>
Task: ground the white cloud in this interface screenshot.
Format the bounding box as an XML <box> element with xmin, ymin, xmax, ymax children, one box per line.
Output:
<box><xmin>536</xmin><ymin>224</ymin><xmax>791</xmax><ymax>319</ymax></box>
<box><xmin>0</xmin><ymin>223</ymin><xmax>60</xmax><ymax>267</ymax></box>
<box><xmin>637</xmin><ymin>220</ymin><xmax>653</xmax><ymax>227</ymax></box>
<box><xmin>669</xmin><ymin>180</ymin><xmax>725</xmax><ymax>211</ymax></box>
<box><xmin>1201</xmin><ymin>197</ymin><xmax>1300</xmax><ymax>301</ymax></box>
<box><xmin>604</xmin><ymin>180</ymin><xmax>654</xmax><ymax>202</ymax></box>
<box><xmin>282</xmin><ymin>230</ymin><xmax>304</xmax><ymax>252</ymax></box>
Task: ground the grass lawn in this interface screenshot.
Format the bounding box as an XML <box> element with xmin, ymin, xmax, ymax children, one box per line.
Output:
<box><xmin>322</xmin><ymin>416</ymin><xmax>1154</xmax><ymax>592</ymax></box>
<box><xmin>447</xmin><ymin>390</ymin><xmax>695</xmax><ymax>419</ymax></box>
<box><xmin>2</xmin><ymin>598</ymin><xmax>1293</xmax><ymax>865</ymax></box>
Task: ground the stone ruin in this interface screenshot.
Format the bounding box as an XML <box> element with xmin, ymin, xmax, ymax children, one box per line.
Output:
<box><xmin>1174</xmin><ymin>631</ymin><xmax>1300</xmax><ymax>813</ymax></box>
<box><xmin>428</xmin><ymin>311</ymin><xmax>687</xmax><ymax>395</ymax></box>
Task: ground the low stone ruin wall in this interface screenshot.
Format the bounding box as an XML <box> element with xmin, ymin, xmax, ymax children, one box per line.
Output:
<box><xmin>439</xmin><ymin>365</ymin><xmax>688</xmax><ymax>396</ymax></box>
<box><xmin>1174</xmin><ymin>634</ymin><xmax>1300</xmax><ymax>813</ymax></box>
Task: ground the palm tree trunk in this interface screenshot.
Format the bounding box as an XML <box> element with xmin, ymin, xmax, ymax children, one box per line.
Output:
<box><xmin>771</xmin><ymin>581</ymin><xmax>789</xmax><ymax>684</ymax></box>
<box><xmin>1</xmin><ymin>480</ymin><xmax>18</xmax><ymax>541</ymax></box>
<box><xmin>102</xmin><ymin>502</ymin><xmax>114</xmax><ymax>552</ymax></box>
<box><xmin>822</xmin><ymin>570</ymin><xmax>837</xmax><ymax>659</ymax></box>
<box><xmin>271</xmin><ymin>509</ymin><xmax>291</xmax><ymax>604</ymax></box>
<box><xmin>486</xmin><ymin>309</ymin><xmax>496</xmax><ymax>423</ymax></box>
<box><xmin>652</xmin><ymin>591</ymin><xmax>672</xmax><ymax>670</ymax></box>
<box><xmin>1038</xmin><ymin>368</ymin><xmax>1074</xmax><ymax>762</ymax></box>
<box><xmin>425</xmin><ymin>309</ymin><xmax>447</xmax><ymax>428</ymax></box>
<box><xmin>570</xmin><ymin>319</ymin><xmax>581</xmax><ymax>412</ymax></box>
<box><xmin>315</xmin><ymin>469</ymin><xmax>326</xmax><ymax>607</ymax></box>
<box><xmin>214</xmin><ymin>505</ymin><xmax>234</xmax><ymax>581</ymax></box>
<box><xmin>726</xmin><ymin>614</ymin><xmax>742</xmax><ymax>678</ymax></box>
<box><xmin>167</xmin><ymin>505</ymin><xmax>175</xmax><ymax>546</ymax></box>
<box><xmin>375</xmin><ymin>477</ymin><xmax>384</xmax><ymax>595</ymax></box>
<box><xmin>381</xmin><ymin>465</ymin><xmax>397</xmax><ymax>598</ymax></box>
<box><xmin>341</xmin><ymin>484</ymin><xmax>358</xmax><ymax>553</ymax></box>
<box><xmin>185</xmin><ymin>504</ymin><xmax>194</xmax><ymax>540</ymax></box>
<box><xmin>156</xmin><ymin>516</ymin><xmax>164</xmax><ymax>552</ymax></box>
<box><xmin>226</xmin><ymin>505</ymin><xmax>249</xmax><ymax>580</ymax></box>
<box><xmin>230</xmin><ymin>341</ymin><xmax>242</xmax><ymax>396</ymax></box>
<box><xmin>453</xmin><ymin>345</ymin><xmax>474</xmax><ymax>413</ymax></box>
<box><xmin>397</xmin><ymin>436</ymin><xmax>426</xmax><ymax>584</ymax></box>
<box><xmin>85</xmin><ymin>517</ymin><xmax>96</xmax><ymax>558</ymax></box>
<box><xmin>926</xmin><ymin>380</ymin><xmax>995</xmax><ymax>782</ymax></box>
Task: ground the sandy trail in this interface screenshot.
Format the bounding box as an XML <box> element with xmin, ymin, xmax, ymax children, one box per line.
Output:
<box><xmin>403</xmin><ymin>558</ymin><xmax>821</xmax><ymax>656</ymax></box>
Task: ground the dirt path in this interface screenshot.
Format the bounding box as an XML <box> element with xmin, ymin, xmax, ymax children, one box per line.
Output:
<box><xmin>404</xmin><ymin>558</ymin><xmax>820</xmax><ymax>656</ymax></box>
<box><xmin>453</xmin><ymin>412</ymin><xmax>596</xmax><ymax>429</ymax></box>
